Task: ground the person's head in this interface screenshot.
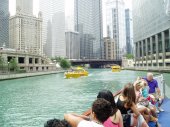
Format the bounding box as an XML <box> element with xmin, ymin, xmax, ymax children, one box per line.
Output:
<box><xmin>91</xmin><ymin>98</ymin><xmax>112</xmax><ymax>123</ymax></box>
<box><xmin>142</xmin><ymin>80</ymin><xmax>148</xmax><ymax>88</ymax></box>
<box><xmin>44</xmin><ymin>119</ymin><xmax>71</xmax><ymax>127</ymax></box>
<box><xmin>147</xmin><ymin>72</ymin><xmax>154</xmax><ymax>81</ymax></box>
<box><xmin>97</xmin><ymin>90</ymin><xmax>117</xmax><ymax>115</ymax></box>
<box><xmin>134</xmin><ymin>80</ymin><xmax>144</xmax><ymax>91</ymax></box>
<box><xmin>122</xmin><ymin>83</ymin><xmax>136</xmax><ymax>107</ymax></box>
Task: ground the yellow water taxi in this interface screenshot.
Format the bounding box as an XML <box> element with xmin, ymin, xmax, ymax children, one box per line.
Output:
<box><xmin>111</xmin><ymin>65</ymin><xmax>121</xmax><ymax>72</ymax></box>
<box><xmin>64</xmin><ymin>67</ymin><xmax>88</xmax><ymax>79</ymax></box>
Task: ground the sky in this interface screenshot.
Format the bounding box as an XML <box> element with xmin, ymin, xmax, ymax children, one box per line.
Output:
<box><xmin>9</xmin><ymin>0</ymin><xmax>132</xmax><ymax>16</ymax></box>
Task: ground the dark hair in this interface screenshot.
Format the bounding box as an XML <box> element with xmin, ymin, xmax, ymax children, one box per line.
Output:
<box><xmin>92</xmin><ymin>98</ymin><xmax>112</xmax><ymax>123</ymax></box>
<box><xmin>122</xmin><ymin>83</ymin><xmax>136</xmax><ymax>107</ymax></box>
<box><xmin>44</xmin><ymin>119</ymin><xmax>71</xmax><ymax>127</ymax></box>
<box><xmin>97</xmin><ymin>90</ymin><xmax>118</xmax><ymax>115</ymax></box>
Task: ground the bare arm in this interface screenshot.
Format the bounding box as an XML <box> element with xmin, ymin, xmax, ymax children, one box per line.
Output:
<box><xmin>64</xmin><ymin>114</ymin><xmax>84</xmax><ymax>127</ymax></box>
<box><xmin>156</xmin><ymin>87</ymin><xmax>161</xmax><ymax>95</ymax></box>
<box><xmin>71</xmin><ymin>113</ymin><xmax>90</xmax><ymax>121</ymax></box>
<box><xmin>130</xmin><ymin>103</ymin><xmax>140</xmax><ymax>117</ymax></box>
<box><xmin>82</xmin><ymin>109</ymin><xmax>91</xmax><ymax>116</ymax></box>
<box><xmin>117</xmin><ymin>110</ymin><xmax>124</xmax><ymax>127</ymax></box>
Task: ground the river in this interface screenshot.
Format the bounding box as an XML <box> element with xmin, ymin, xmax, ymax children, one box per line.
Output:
<box><xmin>0</xmin><ymin>69</ymin><xmax>170</xmax><ymax>127</ymax></box>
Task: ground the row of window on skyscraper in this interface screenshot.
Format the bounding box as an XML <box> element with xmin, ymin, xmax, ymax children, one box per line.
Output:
<box><xmin>0</xmin><ymin>0</ymin><xmax>133</xmax><ymax>60</ymax></box>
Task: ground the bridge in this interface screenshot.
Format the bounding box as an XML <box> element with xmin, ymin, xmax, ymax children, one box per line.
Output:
<box><xmin>70</xmin><ymin>59</ymin><xmax>122</xmax><ymax>68</ymax></box>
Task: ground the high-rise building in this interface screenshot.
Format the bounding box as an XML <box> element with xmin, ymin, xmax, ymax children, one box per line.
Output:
<box><xmin>106</xmin><ymin>0</ymin><xmax>126</xmax><ymax>59</ymax></box>
<box><xmin>74</xmin><ymin>0</ymin><xmax>103</xmax><ymax>59</ymax></box>
<box><xmin>65</xmin><ymin>31</ymin><xmax>80</xmax><ymax>59</ymax></box>
<box><xmin>40</xmin><ymin>0</ymin><xmax>66</xmax><ymax>58</ymax></box>
<box><xmin>16</xmin><ymin>0</ymin><xmax>33</xmax><ymax>15</ymax></box>
<box><xmin>104</xmin><ymin>37</ymin><xmax>115</xmax><ymax>60</ymax></box>
<box><xmin>125</xmin><ymin>9</ymin><xmax>133</xmax><ymax>54</ymax></box>
<box><xmin>9</xmin><ymin>0</ymin><xmax>43</xmax><ymax>55</ymax></box>
<box><xmin>0</xmin><ymin>0</ymin><xmax>9</xmax><ymax>47</ymax></box>
<box><xmin>133</xmin><ymin>0</ymin><xmax>170</xmax><ymax>68</ymax></box>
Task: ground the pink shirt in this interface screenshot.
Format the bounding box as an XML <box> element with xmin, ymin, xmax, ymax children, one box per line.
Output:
<box><xmin>103</xmin><ymin>118</ymin><xmax>119</xmax><ymax>127</ymax></box>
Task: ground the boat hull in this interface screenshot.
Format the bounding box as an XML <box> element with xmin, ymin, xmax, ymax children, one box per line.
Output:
<box><xmin>65</xmin><ymin>72</ymin><xmax>88</xmax><ymax>79</ymax></box>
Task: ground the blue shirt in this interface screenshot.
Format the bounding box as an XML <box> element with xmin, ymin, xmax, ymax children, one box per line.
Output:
<box><xmin>143</xmin><ymin>78</ymin><xmax>158</xmax><ymax>94</ymax></box>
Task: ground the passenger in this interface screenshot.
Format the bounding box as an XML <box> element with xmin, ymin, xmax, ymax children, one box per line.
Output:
<box><xmin>44</xmin><ymin>119</ymin><xmax>71</xmax><ymax>127</ymax></box>
<box><xmin>117</xmin><ymin>83</ymin><xmax>148</xmax><ymax>127</ymax></box>
<box><xmin>143</xmin><ymin>73</ymin><xmax>164</xmax><ymax>112</ymax></box>
<box><xmin>64</xmin><ymin>98</ymin><xmax>113</xmax><ymax>127</ymax></box>
<box><xmin>134</xmin><ymin>80</ymin><xmax>157</xmax><ymax>122</ymax></box>
<box><xmin>141</xmin><ymin>80</ymin><xmax>157</xmax><ymax>117</ymax></box>
<box><xmin>97</xmin><ymin>90</ymin><xmax>123</xmax><ymax>127</ymax></box>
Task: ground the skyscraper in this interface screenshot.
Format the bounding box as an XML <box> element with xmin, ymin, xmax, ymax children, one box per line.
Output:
<box><xmin>74</xmin><ymin>0</ymin><xmax>103</xmax><ymax>59</ymax></box>
<box><xmin>0</xmin><ymin>0</ymin><xmax>9</xmax><ymax>47</ymax></box>
<box><xmin>106</xmin><ymin>0</ymin><xmax>126</xmax><ymax>59</ymax></box>
<box><xmin>65</xmin><ymin>31</ymin><xmax>80</xmax><ymax>59</ymax></box>
<box><xmin>16</xmin><ymin>0</ymin><xmax>33</xmax><ymax>15</ymax></box>
<box><xmin>133</xmin><ymin>0</ymin><xmax>170</xmax><ymax>68</ymax></box>
<box><xmin>9</xmin><ymin>0</ymin><xmax>43</xmax><ymax>55</ymax></box>
<box><xmin>40</xmin><ymin>0</ymin><xmax>66</xmax><ymax>58</ymax></box>
<box><xmin>125</xmin><ymin>9</ymin><xmax>133</xmax><ymax>54</ymax></box>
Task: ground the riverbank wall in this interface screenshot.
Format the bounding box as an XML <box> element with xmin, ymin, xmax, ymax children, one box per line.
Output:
<box><xmin>123</xmin><ymin>67</ymin><xmax>170</xmax><ymax>73</ymax></box>
<box><xmin>0</xmin><ymin>70</ymin><xmax>65</xmax><ymax>81</ymax></box>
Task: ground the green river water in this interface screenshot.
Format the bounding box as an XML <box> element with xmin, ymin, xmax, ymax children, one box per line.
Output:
<box><xmin>0</xmin><ymin>69</ymin><xmax>170</xmax><ymax>127</ymax></box>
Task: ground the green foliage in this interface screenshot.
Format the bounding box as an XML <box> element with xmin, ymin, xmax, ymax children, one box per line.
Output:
<box><xmin>125</xmin><ymin>54</ymin><xmax>134</xmax><ymax>59</ymax></box>
<box><xmin>59</xmin><ymin>58</ymin><xmax>71</xmax><ymax>69</ymax></box>
<box><xmin>51</xmin><ymin>56</ymin><xmax>63</xmax><ymax>62</ymax></box>
<box><xmin>9</xmin><ymin>58</ymin><xmax>19</xmax><ymax>71</ymax></box>
<box><xmin>0</xmin><ymin>56</ymin><xmax>4</xmax><ymax>65</ymax></box>
<box><xmin>0</xmin><ymin>56</ymin><xmax>7</xmax><ymax>71</ymax></box>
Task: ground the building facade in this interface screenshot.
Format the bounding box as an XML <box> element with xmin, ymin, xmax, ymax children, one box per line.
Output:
<box><xmin>133</xmin><ymin>0</ymin><xmax>170</xmax><ymax>68</ymax></box>
<box><xmin>0</xmin><ymin>0</ymin><xmax>9</xmax><ymax>47</ymax></box>
<box><xmin>40</xmin><ymin>0</ymin><xmax>66</xmax><ymax>58</ymax></box>
<box><xmin>106</xmin><ymin>0</ymin><xmax>126</xmax><ymax>59</ymax></box>
<box><xmin>0</xmin><ymin>48</ymin><xmax>56</xmax><ymax>72</ymax></box>
<box><xmin>9</xmin><ymin>0</ymin><xmax>43</xmax><ymax>55</ymax></box>
<box><xmin>65</xmin><ymin>31</ymin><xmax>80</xmax><ymax>59</ymax></box>
<box><xmin>125</xmin><ymin>9</ymin><xmax>133</xmax><ymax>54</ymax></box>
<box><xmin>74</xmin><ymin>0</ymin><xmax>103</xmax><ymax>59</ymax></box>
<box><xmin>104</xmin><ymin>37</ymin><xmax>115</xmax><ymax>60</ymax></box>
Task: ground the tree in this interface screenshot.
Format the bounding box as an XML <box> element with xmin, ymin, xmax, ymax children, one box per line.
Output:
<box><xmin>59</xmin><ymin>58</ymin><xmax>71</xmax><ymax>69</ymax></box>
<box><xmin>9</xmin><ymin>58</ymin><xmax>19</xmax><ymax>71</ymax></box>
<box><xmin>0</xmin><ymin>56</ymin><xmax>3</xmax><ymax>67</ymax></box>
<box><xmin>0</xmin><ymin>56</ymin><xmax>6</xmax><ymax>72</ymax></box>
<box><xmin>125</xmin><ymin>54</ymin><xmax>134</xmax><ymax>59</ymax></box>
<box><xmin>51</xmin><ymin>56</ymin><xmax>63</xmax><ymax>62</ymax></box>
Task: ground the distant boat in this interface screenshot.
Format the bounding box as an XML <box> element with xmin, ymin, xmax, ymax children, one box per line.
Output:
<box><xmin>111</xmin><ymin>65</ymin><xmax>121</xmax><ymax>72</ymax></box>
<box><xmin>64</xmin><ymin>67</ymin><xmax>88</xmax><ymax>79</ymax></box>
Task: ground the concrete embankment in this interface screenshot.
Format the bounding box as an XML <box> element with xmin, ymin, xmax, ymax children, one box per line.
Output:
<box><xmin>123</xmin><ymin>67</ymin><xmax>170</xmax><ymax>73</ymax></box>
<box><xmin>0</xmin><ymin>70</ymin><xmax>65</xmax><ymax>81</ymax></box>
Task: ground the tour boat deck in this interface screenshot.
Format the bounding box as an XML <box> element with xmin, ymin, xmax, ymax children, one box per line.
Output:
<box><xmin>148</xmin><ymin>98</ymin><xmax>170</xmax><ymax>127</ymax></box>
<box><xmin>158</xmin><ymin>98</ymin><xmax>170</xmax><ymax>127</ymax></box>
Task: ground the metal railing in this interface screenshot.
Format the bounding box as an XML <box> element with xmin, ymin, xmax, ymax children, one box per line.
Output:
<box><xmin>154</xmin><ymin>74</ymin><xmax>166</xmax><ymax>98</ymax></box>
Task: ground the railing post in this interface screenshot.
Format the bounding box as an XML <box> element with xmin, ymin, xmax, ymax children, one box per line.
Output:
<box><xmin>162</xmin><ymin>74</ymin><xmax>166</xmax><ymax>98</ymax></box>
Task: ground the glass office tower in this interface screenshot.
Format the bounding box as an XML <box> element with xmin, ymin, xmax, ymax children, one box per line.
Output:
<box><xmin>0</xmin><ymin>0</ymin><xmax>9</xmax><ymax>47</ymax></box>
<box><xmin>133</xmin><ymin>0</ymin><xmax>170</xmax><ymax>68</ymax></box>
<box><xmin>40</xmin><ymin>0</ymin><xmax>66</xmax><ymax>57</ymax></box>
<box><xmin>74</xmin><ymin>0</ymin><xmax>103</xmax><ymax>59</ymax></box>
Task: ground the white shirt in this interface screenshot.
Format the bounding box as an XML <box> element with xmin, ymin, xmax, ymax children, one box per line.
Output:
<box><xmin>78</xmin><ymin>120</ymin><xmax>104</xmax><ymax>127</ymax></box>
